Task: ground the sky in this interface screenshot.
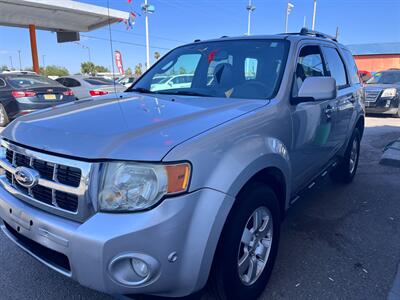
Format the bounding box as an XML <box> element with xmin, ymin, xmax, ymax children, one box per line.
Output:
<box><xmin>0</xmin><ymin>0</ymin><xmax>399</xmax><ymax>74</ymax></box>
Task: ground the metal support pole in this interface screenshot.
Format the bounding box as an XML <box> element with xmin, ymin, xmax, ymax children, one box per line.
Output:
<box><xmin>29</xmin><ymin>24</ymin><xmax>40</xmax><ymax>74</ymax></box>
<box><xmin>145</xmin><ymin>0</ymin><xmax>150</xmax><ymax>70</ymax></box>
<box><xmin>17</xmin><ymin>50</ymin><xmax>22</xmax><ymax>70</ymax></box>
<box><xmin>312</xmin><ymin>0</ymin><xmax>317</xmax><ymax>30</ymax></box>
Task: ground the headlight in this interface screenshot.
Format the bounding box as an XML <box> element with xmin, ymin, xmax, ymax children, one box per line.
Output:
<box><xmin>99</xmin><ymin>162</ymin><xmax>191</xmax><ymax>212</ymax></box>
<box><xmin>381</xmin><ymin>88</ymin><xmax>397</xmax><ymax>98</ymax></box>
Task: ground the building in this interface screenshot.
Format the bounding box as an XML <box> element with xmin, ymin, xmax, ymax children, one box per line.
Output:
<box><xmin>347</xmin><ymin>42</ymin><xmax>400</xmax><ymax>72</ymax></box>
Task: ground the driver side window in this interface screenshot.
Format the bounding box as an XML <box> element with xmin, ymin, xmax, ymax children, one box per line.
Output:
<box><xmin>293</xmin><ymin>45</ymin><xmax>326</xmax><ymax>97</ymax></box>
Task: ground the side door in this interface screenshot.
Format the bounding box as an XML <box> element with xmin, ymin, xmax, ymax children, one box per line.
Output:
<box><xmin>290</xmin><ymin>43</ymin><xmax>338</xmax><ymax>190</ymax></box>
<box><xmin>321</xmin><ymin>46</ymin><xmax>356</xmax><ymax>150</ymax></box>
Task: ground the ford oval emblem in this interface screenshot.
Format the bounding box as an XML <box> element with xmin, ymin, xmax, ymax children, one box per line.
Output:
<box><xmin>14</xmin><ymin>167</ymin><xmax>39</xmax><ymax>188</ymax></box>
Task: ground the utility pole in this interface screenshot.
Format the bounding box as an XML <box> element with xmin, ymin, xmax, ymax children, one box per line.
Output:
<box><xmin>285</xmin><ymin>2</ymin><xmax>294</xmax><ymax>33</ymax></box>
<box><xmin>9</xmin><ymin>56</ymin><xmax>13</xmax><ymax>70</ymax></box>
<box><xmin>42</xmin><ymin>54</ymin><xmax>46</xmax><ymax>69</ymax></box>
<box><xmin>312</xmin><ymin>0</ymin><xmax>317</xmax><ymax>30</ymax></box>
<box><xmin>303</xmin><ymin>16</ymin><xmax>307</xmax><ymax>28</ymax></box>
<box><xmin>17</xmin><ymin>50</ymin><xmax>22</xmax><ymax>70</ymax></box>
<box><xmin>246</xmin><ymin>0</ymin><xmax>256</xmax><ymax>36</ymax></box>
<box><xmin>335</xmin><ymin>26</ymin><xmax>340</xmax><ymax>40</ymax></box>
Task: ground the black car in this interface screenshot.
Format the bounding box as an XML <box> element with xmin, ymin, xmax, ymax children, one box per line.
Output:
<box><xmin>0</xmin><ymin>73</ymin><xmax>76</xmax><ymax>126</ymax></box>
<box><xmin>364</xmin><ymin>70</ymin><xmax>400</xmax><ymax>118</ymax></box>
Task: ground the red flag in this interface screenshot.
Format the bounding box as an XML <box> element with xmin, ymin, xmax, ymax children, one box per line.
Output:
<box><xmin>127</xmin><ymin>0</ymin><xmax>132</xmax><ymax>3</ymax></box>
<box><xmin>114</xmin><ymin>51</ymin><xmax>125</xmax><ymax>75</ymax></box>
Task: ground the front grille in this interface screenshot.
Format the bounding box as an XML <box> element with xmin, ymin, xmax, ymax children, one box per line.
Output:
<box><xmin>3</xmin><ymin>147</ymin><xmax>82</xmax><ymax>213</ymax></box>
<box><xmin>365</xmin><ymin>89</ymin><xmax>381</xmax><ymax>102</ymax></box>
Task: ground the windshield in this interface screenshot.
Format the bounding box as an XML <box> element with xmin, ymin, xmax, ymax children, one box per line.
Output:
<box><xmin>130</xmin><ymin>39</ymin><xmax>289</xmax><ymax>99</ymax></box>
<box><xmin>7</xmin><ymin>75</ymin><xmax>62</xmax><ymax>89</ymax></box>
<box><xmin>366</xmin><ymin>71</ymin><xmax>400</xmax><ymax>84</ymax></box>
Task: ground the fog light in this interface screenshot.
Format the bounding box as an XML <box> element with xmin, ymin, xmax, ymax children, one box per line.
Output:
<box><xmin>131</xmin><ymin>258</ymin><xmax>149</xmax><ymax>278</ymax></box>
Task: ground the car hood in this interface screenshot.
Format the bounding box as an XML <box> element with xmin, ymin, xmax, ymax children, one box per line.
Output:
<box><xmin>364</xmin><ymin>83</ymin><xmax>400</xmax><ymax>90</ymax></box>
<box><xmin>2</xmin><ymin>93</ymin><xmax>266</xmax><ymax>161</ymax></box>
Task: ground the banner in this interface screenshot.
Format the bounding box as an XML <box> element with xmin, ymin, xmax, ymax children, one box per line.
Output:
<box><xmin>115</xmin><ymin>51</ymin><xmax>125</xmax><ymax>75</ymax></box>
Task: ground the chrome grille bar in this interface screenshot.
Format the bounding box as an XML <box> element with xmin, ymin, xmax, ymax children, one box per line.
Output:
<box><xmin>0</xmin><ymin>140</ymin><xmax>96</xmax><ymax>223</ymax></box>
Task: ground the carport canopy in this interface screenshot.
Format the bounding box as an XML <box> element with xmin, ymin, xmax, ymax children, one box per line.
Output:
<box><xmin>0</xmin><ymin>0</ymin><xmax>129</xmax><ymax>72</ymax></box>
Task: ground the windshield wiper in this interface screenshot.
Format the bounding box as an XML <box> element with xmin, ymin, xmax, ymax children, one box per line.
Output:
<box><xmin>129</xmin><ymin>87</ymin><xmax>155</xmax><ymax>94</ymax></box>
<box><xmin>158</xmin><ymin>90</ymin><xmax>210</xmax><ymax>97</ymax></box>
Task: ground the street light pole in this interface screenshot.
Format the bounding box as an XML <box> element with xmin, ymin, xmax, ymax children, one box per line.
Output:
<box><xmin>17</xmin><ymin>50</ymin><xmax>22</xmax><ymax>70</ymax></box>
<box><xmin>42</xmin><ymin>54</ymin><xmax>46</xmax><ymax>69</ymax></box>
<box><xmin>144</xmin><ymin>0</ymin><xmax>150</xmax><ymax>70</ymax></box>
<box><xmin>9</xmin><ymin>56</ymin><xmax>13</xmax><ymax>70</ymax></box>
<box><xmin>312</xmin><ymin>0</ymin><xmax>317</xmax><ymax>30</ymax></box>
<box><xmin>246</xmin><ymin>0</ymin><xmax>256</xmax><ymax>36</ymax></box>
<box><xmin>285</xmin><ymin>2</ymin><xmax>294</xmax><ymax>33</ymax></box>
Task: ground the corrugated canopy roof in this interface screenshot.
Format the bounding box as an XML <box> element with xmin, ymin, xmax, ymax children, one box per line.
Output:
<box><xmin>347</xmin><ymin>42</ymin><xmax>400</xmax><ymax>56</ymax></box>
<box><xmin>0</xmin><ymin>0</ymin><xmax>129</xmax><ymax>32</ymax></box>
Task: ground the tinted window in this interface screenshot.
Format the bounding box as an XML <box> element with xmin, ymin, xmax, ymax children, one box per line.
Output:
<box><xmin>6</xmin><ymin>75</ymin><xmax>62</xmax><ymax>89</ymax></box>
<box><xmin>322</xmin><ymin>47</ymin><xmax>348</xmax><ymax>89</ymax></box>
<box><xmin>84</xmin><ymin>77</ymin><xmax>114</xmax><ymax>85</ymax></box>
<box><xmin>342</xmin><ymin>49</ymin><xmax>360</xmax><ymax>84</ymax></box>
<box><xmin>293</xmin><ymin>45</ymin><xmax>326</xmax><ymax>96</ymax></box>
<box><xmin>62</xmin><ymin>78</ymin><xmax>81</xmax><ymax>87</ymax></box>
<box><xmin>132</xmin><ymin>40</ymin><xmax>290</xmax><ymax>100</ymax></box>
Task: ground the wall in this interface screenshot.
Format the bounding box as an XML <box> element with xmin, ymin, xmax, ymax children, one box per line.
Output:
<box><xmin>354</xmin><ymin>54</ymin><xmax>400</xmax><ymax>72</ymax></box>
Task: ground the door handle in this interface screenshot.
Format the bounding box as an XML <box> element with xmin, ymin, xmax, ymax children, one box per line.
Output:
<box><xmin>325</xmin><ymin>105</ymin><xmax>334</xmax><ymax>119</ymax></box>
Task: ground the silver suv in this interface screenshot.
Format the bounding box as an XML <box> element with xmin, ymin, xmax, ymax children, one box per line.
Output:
<box><xmin>0</xmin><ymin>29</ymin><xmax>364</xmax><ymax>299</ymax></box>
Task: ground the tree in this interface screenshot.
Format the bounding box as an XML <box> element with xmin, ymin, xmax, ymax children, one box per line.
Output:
<box><xmin>125</xmin><ymin>67</ymin><xmax>133</xmax><ymax>76</ymax></box>
<box><xmin>94</xmin><ymin>65</ymin><xmax>109</xmax><ymax>73</ymax></box>
<box><xmin>135</xmin><ymin>63</ymin><xmax>143</xmax><ymax>77</ymax></box>
<box><xmin>154</xmin><ymin>52</ymin><xmax>161</xmax><ymax>60</ymax></box>
<box><xmin>41</xmin><ymin>65</ymin><xmax>69</xmax><ymax>77</ymax></box>
<box><xmin>81</xmin><ymin>61</ymin><xmax>96</xmax><ymax>75</ymax></box>
<box><xmin>0</xmin><ymin>65</ymin><xmax>8</xmax><ymax>72</ymax></box>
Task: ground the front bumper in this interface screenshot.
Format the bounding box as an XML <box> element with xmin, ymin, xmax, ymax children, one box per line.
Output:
<box><xmin>0</xmin><ymin>185</ymin><xmax>234</xmax><ymax>297</ymax></box>
<box><xmin>365</xmin><ymin>97</ymin><xmax>399</xmax><ymax>115</ymax></box>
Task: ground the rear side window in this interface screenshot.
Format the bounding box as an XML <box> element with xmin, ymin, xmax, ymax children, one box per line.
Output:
<box><xmin>322</xmin><ymin>47</ymin><xmax>349</xmax><ymax>89</ymax></box>
<box><xmin>342</xmin><ymin>49</ymin><xmax>360</xmax><ymax>84</ymax></box>
<box><xmin>62</xmin><ymin>78</ymin><xmax>81</xmax><ymax>87</ymax></box>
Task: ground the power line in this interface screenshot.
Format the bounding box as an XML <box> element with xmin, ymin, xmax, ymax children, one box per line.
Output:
<box><xmin>80</xmin><ymin>34</ymin><xmax>171</xmax><ymax>51</ymax></box>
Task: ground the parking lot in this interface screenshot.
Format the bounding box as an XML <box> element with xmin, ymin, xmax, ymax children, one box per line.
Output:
<box><xmin>0</xmin><ymin>116</ymin><xmax>398</xmax><ymax>300</ymax></box>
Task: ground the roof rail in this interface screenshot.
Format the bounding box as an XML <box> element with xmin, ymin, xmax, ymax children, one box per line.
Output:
<box><xmin>299</xmin><ymin>27</ymin><xmax>338</xmax><ymax>42</ymax></box>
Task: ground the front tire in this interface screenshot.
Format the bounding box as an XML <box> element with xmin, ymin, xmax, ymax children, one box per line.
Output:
<box><xmin>207</xmin><ymin>183</ymin><xmax>280</xmax><ymax>300</ymax></box>
<box><xmin>330</xmin><ymin>128</ymin><xmax>361</xmax><ymax>183</ymax></box>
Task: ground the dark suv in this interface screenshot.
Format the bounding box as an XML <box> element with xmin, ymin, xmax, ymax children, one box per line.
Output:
<box><xmin>364</xmin><ymin>69</ymin><xmax>400</xmax><ymax>118</ymax></box>
<box><xmin>0</xmin><ymin>73</ymin><xmax>76</xmax><ymax>126</ymax></box>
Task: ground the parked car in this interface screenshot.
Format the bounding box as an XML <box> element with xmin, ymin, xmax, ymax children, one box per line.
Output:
<box><xmin>0</xmin><ymin>73</ymin><xmax>75</xmax><ymax>127</ymax></box>
<box><xmin>117</xmin><ymin>76</ymin><xmax>136</xmax><ymax>88</ymax></box>
<box><xmin>150</xmin><ymin>74</ymin><xmax>194</xmax><ymax>91</ymax></box>
<box><xmin>0</xmin><ymin>29</ymin><xmax>364</xmax><ymax>299</ymax></box>
<box><xmin>358</xmin><ymin>70</ymin><xmax>372</xmax><ymax>83</ymax></box>
<box><xmin>56</xmin><ymin>75</ymin><xmax>126</xmax><ymax>99</ymax></box>
<box><xmin>364</xmin><ymin>69</ymin><xmax>400</xmax><ymax>117</ymax></box>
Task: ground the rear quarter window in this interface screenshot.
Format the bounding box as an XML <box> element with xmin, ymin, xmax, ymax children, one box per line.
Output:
<box><xmin>342</xmin><ymin>48</ymin><xmax>361</xmax><ymax>85</ymax></box>
<box><xmin>0</xmin><ymin>78</ymin><xmax>6</xmax><ymax>88</ymax></box>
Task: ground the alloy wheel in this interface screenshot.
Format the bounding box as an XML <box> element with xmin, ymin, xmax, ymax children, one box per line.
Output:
<box><xmin>237</xmin><ymin>206</ymin><xmax>273</xmax><ymax>286</ymax></box>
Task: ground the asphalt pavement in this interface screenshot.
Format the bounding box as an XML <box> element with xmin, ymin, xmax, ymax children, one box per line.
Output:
<box><xmin>0</xmin><ymin>116</ymin><xmax>399</xmax><ymax>300</ymax></box>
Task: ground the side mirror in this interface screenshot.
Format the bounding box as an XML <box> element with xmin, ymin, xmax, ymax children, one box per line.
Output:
<box><xmin>294</xmin><ymin>77</ymin><xmax>337</xmax><ymax>104</ymax></box>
